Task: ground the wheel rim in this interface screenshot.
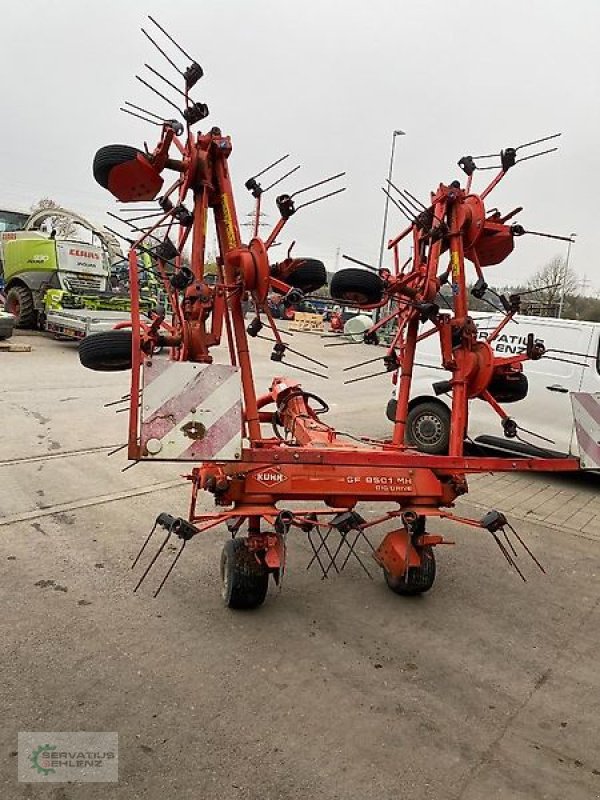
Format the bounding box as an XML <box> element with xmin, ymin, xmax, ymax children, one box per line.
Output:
<box><xmin>7</xmin><ymin>297</ymin><xmax>19</xmax><ymax>317</ymax></box>
<box><xmin>413</xmin><ymin>412</ymin><xmax>443</xmax><ymax>446</ymax></box>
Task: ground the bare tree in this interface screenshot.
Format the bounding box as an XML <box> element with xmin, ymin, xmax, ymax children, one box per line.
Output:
<box><xmin>30</xmin><ymin>197</ymin><xmax>78</xmax><ymax>239</ymax></box>
<box><xmin>526</xmin><ymin>255</ymin><xmax>578</xmax><ymax>305</ymax></box>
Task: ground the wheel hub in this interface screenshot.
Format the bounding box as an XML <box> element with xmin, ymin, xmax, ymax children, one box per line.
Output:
<box><xmin>415</xmin><ymin>413</ymin><xmax>443</xmax><ymax>445</ymax></box>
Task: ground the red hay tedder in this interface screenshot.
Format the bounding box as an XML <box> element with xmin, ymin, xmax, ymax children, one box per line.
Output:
<box><xmin>80</xmin><ymin>16</ymin><xmax>598</xmax><ymax>608</ymax></box>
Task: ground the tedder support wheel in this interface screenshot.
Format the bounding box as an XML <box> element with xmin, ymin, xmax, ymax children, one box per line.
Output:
<box><xmin>78</xmin><ymin>330</ymin><xmax>133</xmax><ymax>372</ymax></box>
<box><xmin>488</xmin><ymin>371</ymin><xmax>529</xmax><ymax>403</ymax></box>
<box><xmin>285</xmin><ymin>258</ymin><xmax>328</xmax><ymax>293</ymax></box>
<box><xmin>405</xmin><ymin>401</ymin><xmax>451</xmax><ymax>455</ymax></box>
<box><xmin>220</xmin><ymin>538</ymin><xmax>269</xmax><ymax>609</ymax></box>
<box><xmin>5</xmin><ymin>285</ymin><xmax>36</xmax><ymax>329</ymax></box>
<box><xmin>92</xmin><ymin>144</ymin><xmax>145</xmax><ymax>189</ymax></box>
<box><xmin>330</xmin><ymin>268</ymin><xmax>384</xmax><ymax>305</ymax></box>
<box><xmin>384</xmin><ymin>545</ymin><xmax>436</xmax><ymax>596</ymax></box>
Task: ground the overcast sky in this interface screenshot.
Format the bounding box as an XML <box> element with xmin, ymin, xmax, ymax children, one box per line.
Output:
<box><xmin>2</xmin><ymin>0</ymin><xmax>599</xmax><ymax>292</ymax></box>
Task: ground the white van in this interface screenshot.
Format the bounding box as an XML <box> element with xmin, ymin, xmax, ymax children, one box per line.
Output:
<box><xmin>387</xmin><ymin>313</ymin><xmax>600</xmax><ymax>457</ymax></box>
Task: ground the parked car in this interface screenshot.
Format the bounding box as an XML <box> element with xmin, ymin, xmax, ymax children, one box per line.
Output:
<box><xmin>387</xmin><ymin>312</ymin><xmax>600</xmax><ymax>457</ymax></box>
<box><xmin>267</xmin><ymin>294</ymin><xmax>321</xmax><ymax>321</ymax></box>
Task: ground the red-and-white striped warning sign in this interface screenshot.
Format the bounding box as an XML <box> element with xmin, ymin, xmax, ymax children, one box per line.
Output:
<box><xmin>571</xmin><ymin>392</ymin><xmax>600</xmax><ymax>470</ymax></box>
<box><xmin>140</xmin><ymin>360</ymin><xmax>242</xmax><ymax>461</ymax></box>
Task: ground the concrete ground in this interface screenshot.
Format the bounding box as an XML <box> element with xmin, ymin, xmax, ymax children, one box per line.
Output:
<box><xmin>1</xmin><ymin>328</ymin><xmax>599</xmax><ymax>800</ymax></box>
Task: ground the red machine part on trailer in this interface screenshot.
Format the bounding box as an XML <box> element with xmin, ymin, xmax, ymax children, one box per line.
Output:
<box><xmin>80</xmin><ymin>17</ymin><xmax>589</xmax><ymax>607</ymax></box>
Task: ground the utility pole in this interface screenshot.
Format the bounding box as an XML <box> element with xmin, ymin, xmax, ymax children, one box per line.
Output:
<box><xmin>558</xmin><ymin>233</ymin><xmax>576</xmax><ymax>319</ymax></box>
<box><xmin>242</xmin><ymin>209</ymin><xmax>268</xmax><ymax>233</ymax></box>
<box><xmin>579</xmin><ymin>274</ymin><xmax>591</xmax><ymax>296</ymax></box>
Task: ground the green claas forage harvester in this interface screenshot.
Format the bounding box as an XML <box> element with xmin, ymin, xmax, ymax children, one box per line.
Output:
<box><xmin>0</xmin><ymin>205</ymin><xmax>150</xmax><ymax>339</ymax></box>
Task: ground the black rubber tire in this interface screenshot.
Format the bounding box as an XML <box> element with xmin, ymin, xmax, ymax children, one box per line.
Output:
<box><xmin>330</xmin><ymin>268</ymin><xmax>384</xmax><ymax>305</ymax></box>
<box><xmin>0</xmin><ymin>317</ymin><xmax>14</xmax><ymax>340</ymax></box>
<box><xmin>384</xmin><ymin>546</ymin><xmax>436</xmax><ymax>596</ymax></box>
<box><xmin>5</xmin><ymin>285</ymin><xmax>36</xmax><ymax>329</ymax></box>
<box><xmin>78</xmin><ymin>330</ymin><xmax>133</xmax><ymax>372</ymax></box>
<box><xmin>386</xmin><ymin>397</ymin><xmax>397</xmax><ymax>422</ymax></box>
<box><xmin>93</xmin><ymin>144</ymin><xmax>144</xmax><ymax>190</ymax></box>
<box><xmin>285</xmin><ymin>259</ymin><xmax>327</xmax><ymax>293</ymax></box>
<box><xmin>405</xmin><ymin>401</ymin><xmax>450</xmax><ymax>455</ymax></box>
<box><xmin>488</xmin><ymin>372</ymin><xmax>529</xmax><ymax>404</ymax></box>
<box><xmin>220</xmin><ymin>538</ymin><xmax>269</xmax><ymax>610</ymax></box>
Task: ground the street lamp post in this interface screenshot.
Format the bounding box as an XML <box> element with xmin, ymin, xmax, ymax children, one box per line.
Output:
<box><xmin>558</xmin><ymin>233</ymin><xmax>576</xmax><ymax>319</ymax></box>
<box><xmin>377</xmin><ymin>129</ymin><xmax>405</xmax><ymax>269</ymax></box>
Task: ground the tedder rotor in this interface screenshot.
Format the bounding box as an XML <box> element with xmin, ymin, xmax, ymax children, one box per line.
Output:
<box><xmin>80</xmin><ymin>17</ymin><xmax>594</xmax><ymax>608</ymax></box>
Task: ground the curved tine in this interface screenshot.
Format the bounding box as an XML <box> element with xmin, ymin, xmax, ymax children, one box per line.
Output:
<box><xmin>136</xmin><ymin>74</ymin><xmax>183</xmax><ymax>116</ymax></box>
<box><xmin>515</xmin><ymin>147</ymin><xmax>558</xmax><ymax>165</ymax></box>
<box><xmin>252</xmin><ymin>153</ymin><xmax>289</xmax><ymax>180</ymax></box>
<box><xmin>344</xmin><ymin>369</ymin><xmax>390</xmax><ymax>384</ymax></box>
<box><xmin>148</xmin><ymin>15</ymin><xmax>195</xmax><ymax>62</ymax></box>
<box><xmin>280</xmin><ymin>360</ymin><xmax>329</xmax><ymax>380</ymax></box>
<box><xmin>516</xmin><ymin>132</ymin><xmax>561</xmax><ymax>151</ymax></box>
<box><xmin>120</xmin><ymin>108</ymin><xmax>161</xmax><ymax>126</ymax></box>
<box><xmin>343</xmin><ymin>354</ymin><xmax>384</xmax><ymax>372</ymax></box>
<box><xmin>131</xmin><ymin>521</ymin><xmax>158</xmax><ymax>569</ymax></box>
<box><xmin>295</xmin><ymin>187</ymin><xmax>346</xmax><ymax>211</ymax></box>
<box><xmin>283</xmin><ymin>343</ymin><xmax>328</xmax><ymax>369</ymax></box>
<box><xmin>153</xmin><ymin>540</ymin><xmax>188</xmax><ymax>597</ymax></box>
<box><xmin>382</xmin><ymin>188</ymin><xmax>413</xmax><ymax>222</ymax></box>
<box><xmin>145</xmin><ymin>63</ymin><xmax>187</xmax><ymax>99</ymax></box>
<box><xmin>263</xmin><ymin>164</ymin><xmax>301</xmax><ymax>194</ymax></box>
<box><xmin>133</xmin><ymin>528</ymin><xmax>173</xmax><ymax>592</ymax></box>
<box><xmin>342</xmin><ymin>253</ymin><xmax>380</xmax><ymax>272</ymax></box>
<box><xmin>291</xmin><ymin>172</ymin><xmax>345</xmax><ymax>198</ymax></box>
<box><xmin>142</xmin><ymin>27</ymin><xmax>184</xmax><ymax>76</ymax></box>
<box><xmin>124</xmin><ymin>100</ymin><xmax>165</xmax><ymax>121</ymax></box>
<box><xmin>506</xmin><ymin>522</ymin><xmax>546</xmax><ymax>574</ymax></box>
<box><xmin>403</xmin><ymin>187</ymin><xmax>428</xmax><ymax>210</ymax></box>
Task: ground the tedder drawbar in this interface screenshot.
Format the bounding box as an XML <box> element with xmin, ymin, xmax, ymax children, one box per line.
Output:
<box><xmin>80</xmin><ymin>16</ymin><xmax>597</xmax><ymax>608</ymax></box>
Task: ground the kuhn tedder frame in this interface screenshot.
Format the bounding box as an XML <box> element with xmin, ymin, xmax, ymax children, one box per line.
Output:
<box><xmin>82</xmin><ymin>17</ymin><xmax>588</xmax><ymax>607</ymax></box>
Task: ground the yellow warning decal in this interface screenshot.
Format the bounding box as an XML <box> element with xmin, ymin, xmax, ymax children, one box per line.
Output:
<box><xmin>221</xmin><ymin>194</ymin><xmax>237</xmax><ymax>250</ymax></box>
<box><xmin>451</xmin><ymin>250</ymin><xmax>461</xmax><ymax>280</ymax></box>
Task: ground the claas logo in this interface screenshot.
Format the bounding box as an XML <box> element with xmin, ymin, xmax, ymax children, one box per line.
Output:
<box><xmin>69</xmin><ymin>248</ymin><xmax>100</xmax><ymax>259</ymax></box>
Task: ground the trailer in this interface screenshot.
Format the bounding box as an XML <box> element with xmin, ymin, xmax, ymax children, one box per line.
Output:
<box><xmin>44</xmin><ymin>307</ymin><xmax>136</xmax><ymax>340</ymax></box>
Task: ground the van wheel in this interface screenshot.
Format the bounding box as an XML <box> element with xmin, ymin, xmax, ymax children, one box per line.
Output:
<box><xmin>5</xmin><ymin>286</ymin><xmax>36</xmax><ymax>329</ymax></box>
<box><xmin>406</xmin><ymin>401</ymin><xmax>450</xmax><ymax>454</ymax></box>
<box><xmin>386</xmin><ymin>397</ymin><xmax>397</xmax><ymax>422</ymax></box>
